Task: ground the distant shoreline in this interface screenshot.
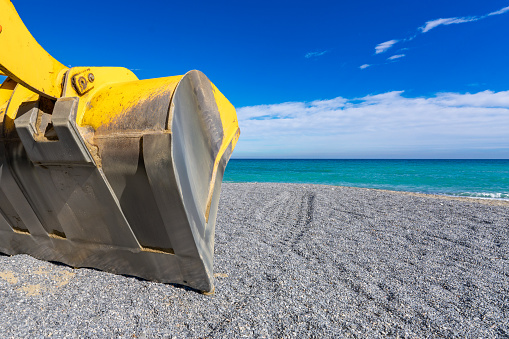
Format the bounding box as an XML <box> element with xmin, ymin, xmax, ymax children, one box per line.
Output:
<box><xmin>230</xmin><ymin>158</ymin><xmax>509</xmax><ymax>160</ymax></box>
<box><xmin>228</xmin><ymin>181</ymin><xmax>509</xmax><ymax>206</ymax></box>
<box><xmin>341</xmin><ymin>184</ymin><xmax>509</xmax><ymax>207</ymax></box>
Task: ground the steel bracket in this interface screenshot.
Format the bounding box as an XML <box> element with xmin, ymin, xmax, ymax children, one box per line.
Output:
<box><xmin>14</xmin><ymin>97</ymin><xmax>94</xmax><ymax>165</ymax></box>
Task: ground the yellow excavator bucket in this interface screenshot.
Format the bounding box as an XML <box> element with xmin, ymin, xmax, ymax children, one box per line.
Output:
<box><xmin>0</xmin><ymin>1</ymin><xmax>239</xmax><ymax>293</ymax></box>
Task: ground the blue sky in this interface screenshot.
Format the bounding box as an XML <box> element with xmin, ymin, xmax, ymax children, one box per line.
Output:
<box><xmin>4</xmin><ymin>1</ymin><xmax>509</xmax><ymax>158</ymax></box>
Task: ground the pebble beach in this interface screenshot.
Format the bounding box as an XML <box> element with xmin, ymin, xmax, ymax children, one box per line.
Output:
<box><xmin>0</xmin><ymin>182</ymin><xmax>508</xmax><ymax>338</ymax></box>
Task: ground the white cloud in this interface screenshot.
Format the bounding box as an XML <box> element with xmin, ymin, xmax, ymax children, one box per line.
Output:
<box><xmin>305</xmin><ymin>50</ymin><xmax>328</xmax><ymax>58</ymax></box>
<box><xmin>430</xmin><ymin>90</ymin><xmax>509</xmax><ymax>107</ymax></box>
<box><xmin>370</xmin><ymin>5</ymin><xmax>509</xmax><ymax>63</ymax></box>
<box><xmin>420</xmin><ymin>17</ymin><xmax>478</xmax><ymax>33</ymax></box>
<box><xmin>488</xmin><ymin>5</ymin><xmax>509</xmax><ymax>16</ymax></box>
<box><xmin>420</xmin><ymin>5</ymin><xmax>509</xmax><ymax>33</ymax></box>
<box><xmin>236</xmin><ymin>102</ymin><xmax>305</xmax><ymax>120</ymax></box>
<box><xmin>310</xmin><ymin>97</ymin><xmax>348</xmax><ymax>109</ymax></box>
<box><xmin>387</xmin><ymin>54</ymin><xmax>405</xmax><ymax>60</ymax></box>
<box><xmin>359</xmin><ymin>64</ymin><xmax>370</xmax><ymax>69</ymax></box>
<box><xmin>375</xmin><ymin>40</ymin><xmax>398</xmax><ymax>54</ymax></box>
<box><xmin>234</xmin><ymin>90</ymin><xmax>509</xmax><ymax>158</ymax></box>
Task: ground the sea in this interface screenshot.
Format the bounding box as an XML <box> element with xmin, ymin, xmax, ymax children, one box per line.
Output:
<box><xmin>223</xmin><ymin>159</ymin><xmax>509</xmax><ymax>200</ymax></box>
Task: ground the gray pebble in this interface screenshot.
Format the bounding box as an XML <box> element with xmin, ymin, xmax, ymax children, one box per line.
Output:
<box><xmin>0</xmin><ymin>183</ymin><xmax>507</xmax><ymax>338</ymax></box>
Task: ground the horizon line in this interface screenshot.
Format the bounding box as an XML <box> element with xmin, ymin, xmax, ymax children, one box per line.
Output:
<box><xmin>229</xmin><ymin>158</ymin><xmax>509</xmax><ymax>160</ymax></box>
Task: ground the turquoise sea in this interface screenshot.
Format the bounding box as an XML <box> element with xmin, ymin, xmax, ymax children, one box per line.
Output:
<box><xmin>224</xmin><ymin>159</ymin><xmax>509</xmax><ymax>200</ymax></box>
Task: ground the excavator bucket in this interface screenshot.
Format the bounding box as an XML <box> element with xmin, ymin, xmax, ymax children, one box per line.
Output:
<box><xmin>0</xmin><ymin>1</ymin><xmax>239</xmax><ymax>293</ymax></box>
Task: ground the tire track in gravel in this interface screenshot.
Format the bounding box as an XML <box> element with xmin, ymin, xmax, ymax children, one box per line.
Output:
<box><xmin>264</xmin><ymin>190</ymin><xmax>317</xmax><ymax>258</ymax></box>
<box><xmin>251</xmin><ymin>189</ymin><xmax>321</xmax><ymax>336</ymax></box>
<box><xmin>204</xmin><ymin>296</ymin><xmax>251</xmax><ymax>337</ymax></box>
<box><xmin>211</xmin><ymin>187</ymin><xmax>316</xmax><ymax>337</ymax></box>
<box><xmin>253</xmin><ymin>190</ymin><xmax>293</xmax><ymax>225</ymax></box>
<box><xmin>252</xmin><ymin>189</ymin><xmax>316</xmax><ymax>252</ymax></box>
<box><xmin>291</xmin><ymin>192</ymin><xmax>315</xmax><ymax>248</ymax></box>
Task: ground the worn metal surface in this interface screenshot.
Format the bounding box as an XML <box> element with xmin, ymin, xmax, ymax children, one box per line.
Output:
<box><xmin>0</xmin><ymin>1</ymin><xmax>239</xmax><ymax>293</ymax></box>
<box><xmin>0</xmin><ymin>70</ymin><xmax>239</xmax><ymax>293</ymax></box>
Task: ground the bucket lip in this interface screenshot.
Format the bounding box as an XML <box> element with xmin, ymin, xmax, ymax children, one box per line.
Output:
<box><xmin>167</xmin><ymin>70</ymin><xmax>208</xmax><ymax>129</ymax></box>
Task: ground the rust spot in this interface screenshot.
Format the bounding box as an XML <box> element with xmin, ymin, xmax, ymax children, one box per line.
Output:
<box><xmin>12</xmin><ymin>227</ymin><xmax>30</xmax><ymax>235</ymax></box>
<box><xmin>79</xmin><ymin>126</ymin><xmax>103</xmax><ymax>167</ymax></box>
<box><xmin>48</xmin><ymin>230</ymin><xmax>66</xmax><ymax>239</ymax></box>
<box><xmin>140</xmin><ymin>246</ymin><xmax>174</xmax><ymax>255</ymax></box>
<box><xmin>32</xmin><ymin>97</ymin><xmax>58</xmax><ymax>142</ymax></box>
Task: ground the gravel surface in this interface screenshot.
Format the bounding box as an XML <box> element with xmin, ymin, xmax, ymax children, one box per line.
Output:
<box><xmin>0</xmin><ymin>182</ymin><xmax>508</xmax><ymax>338</ymax></box>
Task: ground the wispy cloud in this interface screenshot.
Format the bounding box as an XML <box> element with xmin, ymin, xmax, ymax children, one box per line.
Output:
<box><xmin>234</xmin><ymin>90</ymin><xmax>509</xmax><ymax>158</ymax></box>
<box><xmin>359</xmin><ymin>64</ymin><xmax>370</xmax><ymax>69</ymax></box>
<box><xmin>305</xmin><ymin>50</ymin><xmax>328</xmax><ymax>58</ymax></box>
<box><xmin>371</xmin><ymin>5</ymin><xmax>509</xmax><ymax>60</ymax></box>
<box><xmin>387</xmin><ymin>54</ymin><xmax>405</xmax><ymax>60</ymax></box>
<box><xmin>488</xmin><ymin>5</ymin><xmax>509</xmax><ymax>16</ymax></box>
<box><xmin>420</xmin><ymin>17</ymin><xmax>477</xmax><ymax>33</ymax></box>
<box><xmin>375</xmin><ymin>40</ymin><xmax>398</xmax><ymax>54</ymax></box>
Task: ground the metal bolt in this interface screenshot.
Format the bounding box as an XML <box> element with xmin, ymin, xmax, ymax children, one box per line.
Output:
<box><xmin>78</xmin><ymin>76</ymin><xmax>87</xmax><ymax>91</ymax></box>
<box><xmin>88</xmin><ymin>73</ymin><xmax>95</xmax><ymax>82</ymax></box>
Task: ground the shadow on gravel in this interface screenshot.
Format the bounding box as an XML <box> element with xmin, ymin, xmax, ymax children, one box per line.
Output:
<box><xmin>58</xmin><ymin>261</ymin><xmax>202</xmax><ymax>293</ymax></box>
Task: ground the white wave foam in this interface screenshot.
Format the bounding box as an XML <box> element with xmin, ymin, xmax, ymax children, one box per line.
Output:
<box><xmin>450</xmin><ymin>192</ymin><xmax>509</xmax><ymax>200</ymax></box>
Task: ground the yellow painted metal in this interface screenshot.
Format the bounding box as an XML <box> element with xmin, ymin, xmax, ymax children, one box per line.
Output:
<box><xmin>0</xmin><ymin>77</ymin><xmax>16</xmax><ymax>117</ymax></box>
<box><xmin>204</xmin><ymin>84</ymin><xmax>240</xmax><ymax>221</ymax></box>
<box><xmin>211</xmin><ymin>83</ymin><xmax>240</xmax><ymax>151</ymax></box>
<box><xmin>2</xmin><ymin>83</ymin><xmax>39</xmax><ymax>132</ymax></box>
<box><xmin>5</xmin><ymin>84</ymin><xmax>39</xmax><ymax>120</ymax></box>
<box><xmin>78</xmin><ymin>75</ymin><xmax>182</xmax><ymax>130</ymax></box>
<box><xmin>61</xmin><ymin>67</ymin><xmax>139</xmax><ymax>127</ymax></box>
<box><xmin>0</xmin><ymin>0</ymin><xmax>68</xmax><ymax>99</ymax></box>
